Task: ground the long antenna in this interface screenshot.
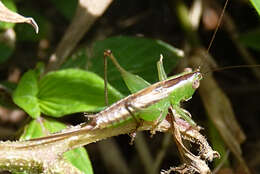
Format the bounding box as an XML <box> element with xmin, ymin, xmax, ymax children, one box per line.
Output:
<box><xmin>205</xmin><ymin>64</ymin><xmax>260</xmax><ymax>75</ymax></box>
<box><xmin>199</xmin><ymin>0</ymin><xmax>229</xmax><ymax>73</ymax></box>
<box><xmin>207</xmin><ymin>0</ymin><xmax>229</xmax><ymax>53</ymax></box>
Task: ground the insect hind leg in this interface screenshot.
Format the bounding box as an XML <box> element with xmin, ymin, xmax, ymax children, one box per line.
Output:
<box><xmin>125</xmin><ymin>102</ymin><xmax>144</xmax><ymax>144</ymax></box>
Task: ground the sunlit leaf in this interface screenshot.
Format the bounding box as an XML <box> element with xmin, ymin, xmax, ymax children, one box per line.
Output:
<box><xmin>13</xmin><ymin>70</ymin><xmax>40</xmax><ymax>119</ymax></box>
<box><xmin>38</xmin><ymin>69</ymin><xmax>123</xmax><ymax>117</ymax></box>
<box><xmin>249</xmin><ymin>0</ymin><xmax>260</xmax><ymax>15</ymax></box>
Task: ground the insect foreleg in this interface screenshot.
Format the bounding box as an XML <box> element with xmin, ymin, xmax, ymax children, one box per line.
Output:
<box><xmin>172</xmin><ymin>105</ymin><xmax>201</xmax><ymax>130</ymax></box>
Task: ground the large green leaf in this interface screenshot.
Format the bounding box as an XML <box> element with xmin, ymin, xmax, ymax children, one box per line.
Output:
<box><xmin>13</xmin><ymin>70</ymin><xmax>40</xmax><ymax>119</ymax></box>
<box><xmin>87</xmin><ymin>36</ymin><xmax>183</xmax><ymax>94</ymax></box>
<box><xmin>13</xmin><ymin>68</ymin><xmax>123</xmax><ymax>118</ymax></box>
<box><xmin>249</xmin><ymin>0</ymin><xmax>260</xmax><ymax>15</ymax></box>
<box><xmin>20</xmin><ymin>118</ymin><xmax>93</xmax><ymax>174</ymax></box>
<box><xmin>38</xmin><ymin>69</ymin><xmax>123</xmax><ymax>117</ymax></box>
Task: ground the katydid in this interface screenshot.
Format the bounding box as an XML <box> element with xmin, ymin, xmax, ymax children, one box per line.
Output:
<box><xmin>102</xmin><ymin>50</ymin><xmax>199</xmax><ymax>129</ymax></box>
<box><xmin>27</xmin><ymin>53</ymin><xmax>202</xmax><ymax>142</ymax></box>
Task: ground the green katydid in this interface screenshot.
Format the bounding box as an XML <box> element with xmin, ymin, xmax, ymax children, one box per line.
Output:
<box><xmin>27</xmin><ymin>50</ymin><xmax>202</xmax><ymax>144</ymax></box>
<box><xmin>102</xmin><ymin>50</ymin><xmax>199</xmax><ymax>131</ymax></box>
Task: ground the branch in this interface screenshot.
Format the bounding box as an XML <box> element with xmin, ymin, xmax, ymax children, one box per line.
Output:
<box><xmin>46</xmin><ymin>0</ymin><xmax>113</xmax><ymax>72</ymax></box>
<box><xmin>0</xmin><ymin>115</ymin><xmax>220</xmax><ymax>174</ymax></box>
<box><xmin>0</xmin><ymin>119</ymin><xmax>170</xmax><ymax>173</ymax></box>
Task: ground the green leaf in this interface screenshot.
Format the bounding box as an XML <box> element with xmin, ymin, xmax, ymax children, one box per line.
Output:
<box><xmin>239</xmin><ymin>28</ymin><xmax>260</xmax><ymax>51</ymax></box>
<box><xmin>38</xmin><ymin>69</ymin><xmax>123</xmax><ymax>117</ymax></box>
<box><xmin>87</xmin><ymin>36</ymin><xmax>183</xmax><ymax>94</ymax></box>
<box><xmin>249</xmin><ymin>0</ymin><xmax>260</xmax><ymax>15</ymax></box>
<box><xmin>20</xmin><ymin>118</ymin><xmax>67</xmax><ymax>140</ymax></box>
<box><xmin>0</xmin><ymin>0</ymin><xmax>17</xmax><ymax>30</ymax></box>
<box><xmin>13</xmin><ymin>70</ymin><xmax>41</xmax><ymax>119</ymax></box>
<box><xmin>64</xmin><ymin>148</ymin><xmax>93</xmax><ymax>174</ymax></box>
<box><xmin>19</xmin><ymin>119</ymin><xmax>43</xmax><ymax>140</ymax></box>
<box><xmin>20</xmin><ymin>118</ymin><xmax>93</xmax><ymax>174</ymax></box>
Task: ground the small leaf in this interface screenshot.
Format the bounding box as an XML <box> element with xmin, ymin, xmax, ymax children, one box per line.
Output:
<box><xmin>87</xmin><ymin>36</ymin><xmax>183</xmax><ymax>94</ymax></box>
<box><xmin>13</xmin><ymin>70</ymin><xmax>41</xmax><ymax>119</ymax></box>
<box><xmin>0</xmin><ymin>1</ymin><xmax>38</xmax><ymax>33</ymax></box>
<box><xmin>20</xmin><ymin>118</ymin><xmax>93</xmax><ymax>174</ymax></box>
<box><xmin>64</xmin><ymin>148</ymin><xmax>93</xmax><ymax>174</ymax></box>
<box><xmin>38</xmin><ymin>69</ymin><xmax>123</xmax><ymax>117</ymax></box>
<box><xmin>249</xmin><ymin>0</ymin><xmax>260</xmax><ymax>15</ymax></box>
<box><xmin>239</xmin><ymin>28</ymin><xmax>260</xmax><ymax>51</ymax></box>
<box><xmin>19</xmin><ymin>119</ymin><xmax>43</xmax><ymax>140</ymax></box>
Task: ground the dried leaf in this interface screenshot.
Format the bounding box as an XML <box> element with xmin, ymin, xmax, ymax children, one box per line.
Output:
<box><xmin>161</xmin><ymin>115</ymin><xmax>218</xmax><ymax>174</ymax></box>
<box><xmin>0</xmin><ymin>1</ymin><xmax>38</xmax><ymax>33</ymax></box>
<box><xmin>189</xmin><ymin>47</ymin><xmax>250</xmax><ymax>174</ymax></box>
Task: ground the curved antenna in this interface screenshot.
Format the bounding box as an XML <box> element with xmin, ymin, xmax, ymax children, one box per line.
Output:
<box><xmin>206</xmin><ymin>0</ymin><xmax>229</xmax><ymax>53</ymax></box>
<box><xmin>201</xmin><ymin>0</ymin><xmax>260</xmax><ymax>77</ymax></box>
<box><xmin>199</xmin><ymin>0</ymin><xmax>230</xmax><ymax>72</ymax></box>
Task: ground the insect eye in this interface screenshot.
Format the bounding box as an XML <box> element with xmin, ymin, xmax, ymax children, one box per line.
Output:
<box><xmin>192</xmin><ymin>79</ymin><xmax>200</xmax><ymax>89</ymax></box>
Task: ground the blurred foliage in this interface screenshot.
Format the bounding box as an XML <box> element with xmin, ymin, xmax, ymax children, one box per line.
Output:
<box><xmin>239</xmin><ymin>28</ymin><xmax>260</xmax><ymax>51</ymax></box>
<box><xmin>0</xmin><ymin>0</ymin><xmax>259</xmax><ymax>173</ymax></box>
<box><xmin>49</xmin><ymin>0</ymin><xmax>77</xmax><ymax>20</ymax></box>
<box><xmin>249</xmin><ymin>0</ymin><xmax>260</xmax><ymax>15</ymax></box>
